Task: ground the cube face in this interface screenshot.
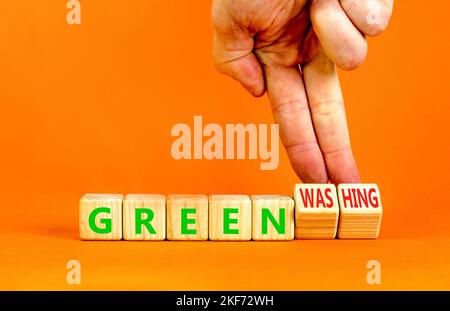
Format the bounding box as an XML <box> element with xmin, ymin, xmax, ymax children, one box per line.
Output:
<box><xmin>166</xmin><ymin>195</ymin><xmax>208</xmax><ymax>241</ymax></box>
<box><xmin>123</xmin><ymin>194</ymin><xmax>166</xmax><ymax>241</ymax></box>
<box><xmin>209</xmin><ymin>195</ymin><xmax>252</xmax><ymax>241</ymax></box>
<box><xmin>293</xmin><ymin>184</ymin><xmax>339</xmax><ymax>239</ymax></box>
<box><xmin>79</xmin><ymin>194</ymin><xmax>123</xmax><ymax>240</ymax></box>
<box><xmin>251</xmin><ymin>195</ymin><xmax>294</xmax><ymax>241</ymax></box>
<box><xmin>337</xmin><ymin>184</ymin><xmax>382</xmax><ymax>239</ymax></box>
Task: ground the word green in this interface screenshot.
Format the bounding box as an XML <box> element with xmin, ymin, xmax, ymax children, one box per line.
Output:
<box><xmin>87</xmin><ymin>207</ymin><xmax>286</xmax><ymax>235</ymax></box>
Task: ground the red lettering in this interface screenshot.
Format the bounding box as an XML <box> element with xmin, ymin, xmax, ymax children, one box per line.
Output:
<box><xmin>341</xmin><ymin>188</ymin><xmax>353</xmax><ymax>208</ymax></box>
<box><xmin>324</xmin><ymin>188</ymin><xmax>333</xmax><ymax>208</ymax></box>
<box><xmin>316</xmin><ymin>190</ymin><xmax>325</xmax><ymax>207</ymax></box>
<box><xmin>300</xmin><ymin>188</ymin><xmax>335</xmax><ymax>208</ymax></box>
<box><xmin>299</xmin><ymin>189</ymin><xmax>314</xmax><ymax>208</ymax></box>
<box><xmin>342</xmin><ymin>187</ymin><xmax>380</xmax><ymax>208</ymax></box>
<box><xmin>357</xmin><ymin>188</ymin><xmax>369</xmax><ymax>207</ymax></box>
<box><xmin>368</xmin><ymin>188</ymin><xmax>379</xmax><ymax>207</ymax></box>
<box><xmin>351</xmin><ymin>189</ymin><xmax>359</xmax><ymax>208</ymax></box>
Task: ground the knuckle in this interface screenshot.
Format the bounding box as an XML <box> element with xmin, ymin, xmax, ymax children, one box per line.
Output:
<box><xmin>310</xmin><ymin>100</ymin><xmax>343</xmax><ymax>117</ymax></box>
<box><xmin>364</xmin><ymin>12</ymin><xmax>390</xmax><ymax>36</ymax></box>
<box><xmin>337</xmin><ymin>44</ymin><xmax>367</xmax><ymax>70</ymax></box>
<box><xmin>285</xmin><ymin>139</ymin><xmax>320</xmax><ymax>157</ymax></box>
<box><xmin>363</xmin><ymin>0</ymin><xmax>393</xmax><ymax>36</ymax></box>
<box><xmin>323</xmin><ymin>145</ymin><xmax>352</xmax><ymax>159</ymax></box>
<box><xmin>272</xmin><ymin>99</ymin><xmax>309</xmax><ymax>120</ymax></box>
<box><xmin>365</xmin><ymin>23</ymin><xmax>387</xmax><ymax>37</ymax></box>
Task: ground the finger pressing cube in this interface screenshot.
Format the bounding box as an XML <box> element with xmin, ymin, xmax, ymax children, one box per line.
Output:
<box><xmin>294</xmin><ymin>184</ymin><xmax>339</xmax><ymax>239</ymax></box>
<box><xmin>337</xmin><ymin>184</ymin><xmax>383</xmax><ymax>239</ymax></box>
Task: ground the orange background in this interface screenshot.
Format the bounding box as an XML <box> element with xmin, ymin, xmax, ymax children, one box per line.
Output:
<box><xmin>0</xmin><ymin>0</ymin><xmax>449</xmax><ymax>290</ymax></box>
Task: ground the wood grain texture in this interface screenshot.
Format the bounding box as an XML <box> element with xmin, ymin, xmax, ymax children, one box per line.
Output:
<box><xmin>251</xmin><ymin>195</ymin><xmax>294</xmax><ymax>241</ymax></box>
<box><xmin>337</xmin><ymin>184</ymin><xmax>383</xmax><ymax>239</ymax></box>
<box><xmin>294</xmin><ymin>184</ymin><xmax>339</xmax><ymax>239</ymax></box>
<box><xmin>123</xmin><ymin>194</ymin><xmax>166</xmax><ymax>240</ymax></box>
<box><xmin>209</xmin><ymin>195</ymin><xmax>251</xmax><ymax>241</ymax></box>
<box><xmin>166</xmin><ymin>194</ymin><xmax>208</xmax><ymax>241</ymax></box>
<box><xmin>79</xmin><ymin>194</ymin><xmax>123</xmax><ymax>240</ymax></box>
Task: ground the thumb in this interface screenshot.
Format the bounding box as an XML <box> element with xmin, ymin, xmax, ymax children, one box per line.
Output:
<box><xmin>212</xmin><ymin>1</ymin><xmax>265</xmax><ymax>97</ymax></box>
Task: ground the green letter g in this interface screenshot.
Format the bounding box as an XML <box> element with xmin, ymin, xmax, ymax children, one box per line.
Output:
<box><xmin>89</xmin><ymin>207</ymin><xmax>112</xmax><ymax>234</ymax></box>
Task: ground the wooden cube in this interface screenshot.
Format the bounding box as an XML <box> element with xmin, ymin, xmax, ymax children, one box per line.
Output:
<box><xmin>123</xmin><ymin>194</ymin><xmax>166</xmax><ymax>240</ymax></box>
<box><xmin>294</xmin><ymin>184</ymin><xmax>339</xmax><ymax>239</ymax></box>
<box><xmin>79</xmin><ymin>194</ymin><xmax>123</xmax><ymax>240</ymax></box>
<box><xmin>251</xmin><ymin>195</ymin><xmax>294</xmax><ymax>241</ymax></box>
<box><xmin>337</xmin><ymin>184</ymin><xmax>383</xmax><ymax>239</ymax></box>
<box><xmin>209</xmin><ymin>195</ymin><xmax>252</xmax><ymax>241</ymax></box>
<box><xmin>166</xmin><ymin>195</ymin><xmax>208</xmax><ymax>241</ymax></box>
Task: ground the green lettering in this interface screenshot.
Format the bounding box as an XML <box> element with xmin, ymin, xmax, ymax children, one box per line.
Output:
<box><xmin>181</xmin><ymin>208</ymin><xmax>197</xmax><ymax>234</ymax></box>
<box><xmin>223</xmin><ymin>208</ymin><xmax>239</xmax><ymax>234</ymax></box>
<box><xmin>262</xmin><ymin>208</ymin><xmax>285</xmax><ymax>234</ymax></box>
<box><xmin>88</xmin><ymin>207</ymin><xmax>112</xmax><ymax>234</ymax></box>
<box><xmin>135</xmin><ymin>208</ymin><xmax>156</xmax><ymax>234</ymax></box>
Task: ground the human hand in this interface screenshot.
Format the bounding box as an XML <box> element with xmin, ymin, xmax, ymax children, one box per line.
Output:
<box><xmin>212</xmin><ymin>0</ymin><xmax>393</xmax><ymax>184</ymax></box>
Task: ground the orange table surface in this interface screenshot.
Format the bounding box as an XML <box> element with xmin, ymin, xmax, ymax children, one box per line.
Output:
<box><xmin>1</xmin><ymin>195</ymin><xmax>449</xmax><ymax>291</ymax></box>
<box><xmin>2</xmin><ymin>233</ymin><xmax>449</xmax><ymax>291</ymax></box>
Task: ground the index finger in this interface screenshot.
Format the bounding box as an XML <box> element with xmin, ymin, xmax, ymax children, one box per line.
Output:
<box><xmin>302</xmin><ymin>51</ymin><xmax>360</xmax><ymax>184</ymax></box>
<box><xmin>264</xmin><ymin>64</ymin><xmax>329</xmax><ymax>183</ymax></box>
<box><xmin>211</xmin><ymin>0</ymin><xmax>265</xmax><ymax>97</ymax></box>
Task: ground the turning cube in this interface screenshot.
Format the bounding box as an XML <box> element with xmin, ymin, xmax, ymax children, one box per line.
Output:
<box><xmin>79</xmin><ymin>194</ymin><xmax>123</xmax><ymax>240</ymax></box>
<box><xmin>337</xmin><ymin>184</ymin><xmax>383</xmax><ymax>239</ymax></box>
<box><xmin>251</xmin><ymin>195</ymin><xmax>294</xmax><ymax>241</ymax></box>
<box><xmin>166</xmin><ymin>194</ymin><xmax>208</xmax><ymax>241</ymax></box>
<box><xmin>209</xmin><ymin>195</ymin><xmax>252</xmax><ymax>241</ymax></box>
<box><xmin>123</xmin><ymin>194</ymin><xmax>166</xmax><ymax>240</ymax></box>
<box><xmin>294</xmin><ymin>184</ymin><xmax>339</xmax><ymax>239</ymax></box>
